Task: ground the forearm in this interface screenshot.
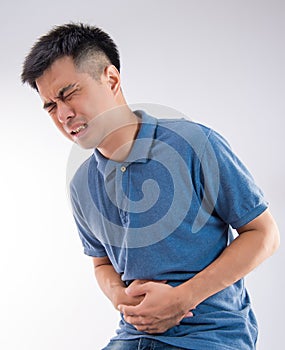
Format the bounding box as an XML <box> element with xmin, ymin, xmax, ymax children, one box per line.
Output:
<box><xmin>176</xmin><ymin>209</ymin><xmax>280</xmax><ymax>310</ymax></box>
<box><xmin>93</xmin><ymin>257</ymin><xmax>125</xmax><ymax>309</ymax></box>
<box><xmin>93</xmin><ymin>257</ymin><xmax>145</xmax><ymax>310</ymax></box>
<box><xmin>96</xmin><ymin>265</ymin><xmax>124</xmax><ymax>297</ymax></box>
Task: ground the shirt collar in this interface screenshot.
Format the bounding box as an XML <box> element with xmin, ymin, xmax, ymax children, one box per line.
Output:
<box><xmin>93</xmin><ymin>110</ymin><xmax>158</xmax><ymax>178</ymax></box>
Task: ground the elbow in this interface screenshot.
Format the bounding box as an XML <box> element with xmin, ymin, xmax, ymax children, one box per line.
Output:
<box><xmin>92</xmin><ymin>256</ymin><xmax>112</xmax><ymax>271</ymax></box>
<box><xmin>270</xmin><ymin>225</ymin><xmax>280</xmax><ymax>255</ymax></box>
<box><xmin>255</xmin><ymin>209</ymin><xmax>280</xmax><ymax>257</ymax></box>
<box><xmin>263</xmin><ymin>219</ymin><xmax>280</xmax><ymax>258</ymax></box>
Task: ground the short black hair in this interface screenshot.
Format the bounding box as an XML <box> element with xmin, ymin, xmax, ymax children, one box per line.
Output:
<box><xmin>21</xmin><ymin>23</ymin><xmax>120</xmax><ymax>90</ymax></box>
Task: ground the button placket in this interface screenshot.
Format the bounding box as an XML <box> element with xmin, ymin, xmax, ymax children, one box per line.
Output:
<box><xmin>116</xmin><ymin>164</ymin><xmax>129</xmax><ymax>226</ymax></box>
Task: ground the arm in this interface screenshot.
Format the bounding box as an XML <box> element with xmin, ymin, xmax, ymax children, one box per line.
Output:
<box><xmin>119</xmin><ymin>209</ymin><xmax>280</xmax><ymax>333</ymax></box>
<box><xmin>176</xmin><ymin>208</ymin><xmax>280</xmax><ymax>309</ymax></box>
<box><xmin>93</xmin><ymin>256</ymin><xmax>145</xmax><ymax>310</ymax></box>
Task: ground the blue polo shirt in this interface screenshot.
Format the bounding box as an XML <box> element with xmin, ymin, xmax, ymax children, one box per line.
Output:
<box><xmin>70</xmin><ymin>111</ymin><xmax>267</xmax><ymax>349</ymax></box>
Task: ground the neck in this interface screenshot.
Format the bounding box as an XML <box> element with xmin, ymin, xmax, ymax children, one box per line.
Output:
<box><xmin>97</xmin><ymin>107</ymin><xmax>140</xmax><ymax>162</ymax></box>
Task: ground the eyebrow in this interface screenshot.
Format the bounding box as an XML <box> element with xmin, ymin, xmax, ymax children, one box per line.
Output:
<box><xmin>43</xmin><ymin>83</ymin><xmax>77</xmax><ymax>110</ymax></box>
<box><xmin>57</xmin><ymin>83</ymin><xmax>77</xmax><ymax>99</ymax></box>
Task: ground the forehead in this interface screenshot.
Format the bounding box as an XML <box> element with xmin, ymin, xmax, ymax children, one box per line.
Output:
<box><xmin>36</xmin><ymin>56</ymin><xmax>81</xmax><ymax>99</ymax></box>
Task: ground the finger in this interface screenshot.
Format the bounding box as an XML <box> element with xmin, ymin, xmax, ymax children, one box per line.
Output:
<box><xmin>135</xmin><ymin>325</ymin><xmax>168</xmax><ymax>334</ymax></box>
<box><xmin>131</xmin><ymin>279</ymin><xmax>167</xmax><ymax>285</ymax></box>
<box><xmin>126</xmin><ymin>280</ymin><xmax>168</xmax><ymax>297</ymax></box>
<box><xmin>118</xmin><ymin>303</ymin><xmax>141</xmax><ymax>316</ymax></box>
<box><xmin>125</xmin><ymin>282</ymin><xmax>150</xmax><ymax>297</ymax></box>
<box><xmin>131</xmin><ymin>279</ymin><xmax>151</xmax><ymax>286</ymax></box>
<box><xmin>124</xmin><ymin>315</ymin><xmax>151</xmax><ymax>326</ymax></box>
<box><xmin>184</xmin><ymin>311</ymin><xmax>194</xmax><ymax>318</ymax></box>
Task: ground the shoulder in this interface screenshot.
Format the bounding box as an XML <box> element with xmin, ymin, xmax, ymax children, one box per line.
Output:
<box><xmin>155</xmin><ymin>117</ymin><xmax>218</xmax><ymax>156</ymax></box>
<box><xmin>157</xmin><ymin>117</ymin><xmax>212</xmax><ymax>139</ymax></box>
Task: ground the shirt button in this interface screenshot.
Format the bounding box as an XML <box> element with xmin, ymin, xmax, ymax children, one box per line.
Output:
<box><xmin>120</xmin><ymin>166</ymin><xmax>127</xmax><ymax>173</ymax></box>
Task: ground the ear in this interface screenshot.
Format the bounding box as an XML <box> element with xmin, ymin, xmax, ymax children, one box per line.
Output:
<box><xmin>103</xmin><ymin>65</ymin><xmax>121</xmax><ymax>96</ymax></box>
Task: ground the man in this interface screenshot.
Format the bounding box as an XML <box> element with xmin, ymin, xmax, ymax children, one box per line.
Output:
<box><xmin>22</xmin><ymin>23</ymin><xmax>279</xmax><ymax>350</ymax></box>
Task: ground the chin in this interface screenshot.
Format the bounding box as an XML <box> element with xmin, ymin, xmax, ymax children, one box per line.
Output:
<box><xmin>76</xmin><ymin>140</ymin><xmax>99</xmax><ymax>150</ymax></box>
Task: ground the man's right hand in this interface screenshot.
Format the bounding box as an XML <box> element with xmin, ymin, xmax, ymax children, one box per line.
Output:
<box><xmin>111</xmin><ymin>280</ymin><xmax>149</xmax><ymax>311</ymax></box>
<box><xmin>111</xmin><ymin>279</ymin><xmax>168</xmax><ymax>311</ymax></box>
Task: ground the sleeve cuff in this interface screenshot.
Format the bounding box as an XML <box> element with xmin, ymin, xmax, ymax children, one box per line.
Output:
<box><xmin>83</xmin><ymin>247</ymin><xmax>108</xmax><ymax>257</ymax></box>
<box><xmin>231</xmin><ymin>202</ymin><xmax>268</xmax><ymax>229</ymax></box>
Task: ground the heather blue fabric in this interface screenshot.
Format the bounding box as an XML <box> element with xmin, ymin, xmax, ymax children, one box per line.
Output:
<box><xmin>70</xmin><ymin>111</ymin><xmax>267</xmax><ymax>350</ymax></box>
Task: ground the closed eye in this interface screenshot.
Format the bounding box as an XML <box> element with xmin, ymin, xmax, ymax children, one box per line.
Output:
<box><xmin>42</xmin><ymin>85</ymin><xmax>79</xmax><ymax>114</ymax></box>
<box><xmin>43</xmin><ymin>101</ymin><xmax>56</xmax><ymax>113</ymax></box>
<box><xmin>62</xmin><ymin>89</ymin><xmax>76</xmax><ymax>101</ymax></box>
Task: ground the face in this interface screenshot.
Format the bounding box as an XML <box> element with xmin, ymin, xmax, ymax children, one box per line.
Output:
<box><xmin>36</xmin><ymin>56</ymin><xmax>120</xmax><ymax>149</ymax></box>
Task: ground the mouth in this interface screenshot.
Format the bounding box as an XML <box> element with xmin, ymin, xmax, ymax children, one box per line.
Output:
<box><xmin>70</xmin><ymin>123</ymin><xmax>88</xmax><ymax>136</ymax></box>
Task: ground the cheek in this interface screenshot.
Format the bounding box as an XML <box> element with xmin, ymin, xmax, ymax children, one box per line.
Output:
<box><xmin>83</xmin><ymin>91</ymin><xmax>115</xmax><ymax>116</ymax></box>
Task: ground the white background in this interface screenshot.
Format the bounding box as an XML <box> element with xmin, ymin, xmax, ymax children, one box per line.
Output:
<box><xmin>1</xmin><ymin>1</ymin><xmax>284</xmax><ymax>349</ymax></box>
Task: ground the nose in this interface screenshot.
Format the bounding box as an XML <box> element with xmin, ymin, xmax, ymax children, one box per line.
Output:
<box><xmin>56</xmin><ymin>101</ymin><xmax>75</xmax><ymax>124</ymax></box>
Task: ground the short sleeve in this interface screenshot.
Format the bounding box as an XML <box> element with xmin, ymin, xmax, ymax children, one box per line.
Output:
<box><xmin>69</xmin><ymin>181</ymin><xmax>107</xmax><ymax>257</ymax></box>
<box><xmin>199</xmin><ymin>129</ymin><xmax>268</xmax><ymax>229</ymax></box>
